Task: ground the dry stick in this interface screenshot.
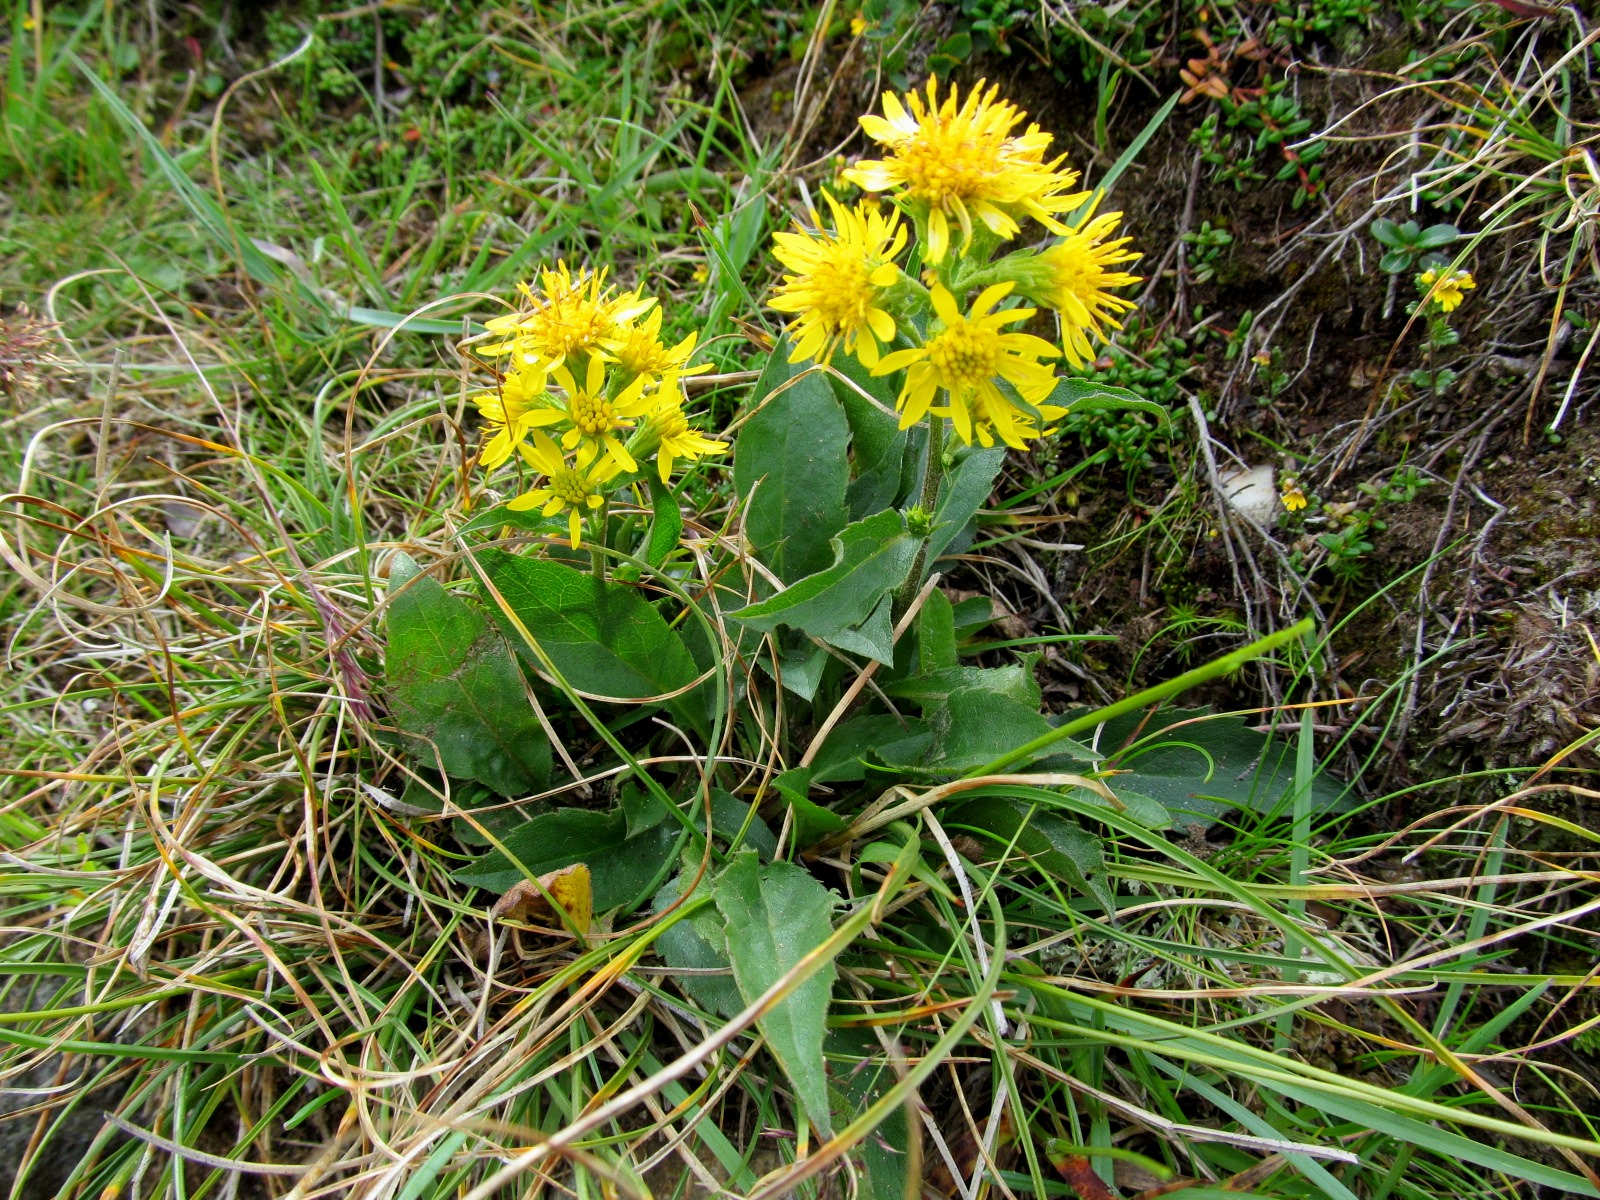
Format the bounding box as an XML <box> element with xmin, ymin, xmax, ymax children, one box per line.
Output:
<box><xmin>798</xmin><ymin>573</ymin><xmax>941</xmax><ymax>769</ymax></box>
<box><xmin>1171</xmin><ymin>149</ymin><xmax>1204</xmax><ymax>327</ymax></box>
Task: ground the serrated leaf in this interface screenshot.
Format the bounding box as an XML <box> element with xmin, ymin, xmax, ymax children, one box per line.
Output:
<box><xmin>734</xmin><ymin>349</ymin><xmax>851</xmax><ymax>583</ymax></box>
<box><xmin>384</xmin><ymin>554</ymin><xmax>550</xmax><ymax>796</ymax></box>
<box><xmin>653</xmin><ymin>874</ymin><xmax>743</xmax><ymax>1018</ymax></box>
<box><xmin>454</xmin><ymin>806</ymin><xmax>677</xmax><ymax>909</ymax></box>
<box><xmin>477</xmin><ymin>549</ymin><xmax>706</xmax><ymax>734</ymax></box>
<box><xmin>731</xmin><ymin>511</ymin><xmax>917</xmax><ymax>663</ymax></box>
<box><xmin>715</xmin><ymin>854</ymin><xmax>840</xmax><ymax>1137</ymax></box>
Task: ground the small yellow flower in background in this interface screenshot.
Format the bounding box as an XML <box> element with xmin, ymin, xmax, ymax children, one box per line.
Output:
<box><xmin>474</xmin><ymin>360</ymin><xmax>560</xmax><ymax>469</ymax></box>
<box><xmin>873</xmin><ymin>281</ymin><xmax>1059</xmax><ymax>448</ymax></box>
<box><xmin>481</xmin><ymin>262</ymin><xmax>655</xmax><ymax>365</ymax></box>
<box><xmin>1418</xmin><ymin>267</ymin><xmax>1475</xmax><ymax>313</ymax></box>
<box><xmin>507</xmin><ymin>430</ymin><xmax>621</xmax><ymax>548</ymax></box>
<box><xmin>850</xmin><ymin>14</ymin><xmax>868</xmax><ymax>36</ymax></box>
<box><xmin>1029</xmin><ymin>202</ymin><xmax>1141</xmax><ymax>368</ymax></box>
<box><xmin>552</xmin><ymin>353</ymin><xmax>652</xmax><ymax>472</ymax></box>
<box><xmin>845</xmin><ymin>78</ymin><xmax>1090</xmax><ymax>263</ymax></box>
<box><xmin>643</xmin><ymin>394</ymin><xmax>729</xmax><ymax>483</ymax></box>
<box><xmin>770</xmin><ymin>191</ymin><xmax>907</xmax><ymax>368</ymax></box>
<box><xmin>1251</xmin><ymin>350</ymin><xmax>1273</xmax><ymax>367</ymax></box>
<box><xmin>691</xmin><ymin>263</ymin><xmax>710</xmax><ymax>285</ymax></box>
<box><xmin>1281</xmin><ymin>481</ymin><xmax>1308</xmax><ymax>512</ymax></box>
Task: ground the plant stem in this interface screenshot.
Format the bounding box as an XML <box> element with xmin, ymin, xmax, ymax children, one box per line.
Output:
<box><xmin>590</xmin><ymin>499</ymin><xmax>609</xmax><ymax>581</ymax></box>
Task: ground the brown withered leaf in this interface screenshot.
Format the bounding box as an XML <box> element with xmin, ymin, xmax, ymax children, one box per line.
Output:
<box><xmin>490</xmin><ymin>862</ymin><xmax>593</xmax><ymax>938</ymax></box>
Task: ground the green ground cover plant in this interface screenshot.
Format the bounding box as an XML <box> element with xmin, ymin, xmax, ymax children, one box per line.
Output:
<box><xmin>3</xmin><ymin>1</ymin><xmax>1598</xmax><ymax>1198</ymax></box>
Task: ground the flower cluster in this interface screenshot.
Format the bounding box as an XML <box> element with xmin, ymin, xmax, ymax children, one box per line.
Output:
<box><xmin>768</xmin><ymin>78</ymin><xmax>1142</xmax><ymax>450</ymax></box>
<box><xmin>469</xmin><ymin>263</ymin><xmax>726</xmax><ymax>548</ymax></box>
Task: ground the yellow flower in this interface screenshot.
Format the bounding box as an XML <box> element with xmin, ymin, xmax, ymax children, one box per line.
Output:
<box><xmin>604</xmin><ymin>307</ymin><xmax>712</xmax><ymax>387</ymax></box>
<box><xmin>1418</xmin><ymin>268</ymin><xmax>1474</xmax><ymax>313</ymax></box>
<box><xmin>1029</xmin><ymin>203</ymin><xmax>1142</xmax><ymax>367</ymax></box>
<box><xmin>850</xmin><ymin>14</ymin><xmax>868</xmax><ymax>35</ymax></box>
<box><xmin>481</xmin><ymin>262</ymin><xmax>655</xmax><ymax>365</ymax></box>
<box><xmin>474</xmin><ymin>360</ymin><xmax>561</xmax><ymax>470</ymax></box>
<box><xmin>1281</xmin><ymin>482</ymin><xmax>1308</xmax><ymax>512</ymax></box>
<box><xmin>872</xmin><ymin>282</ymin><xmax>1059</xmax><ymax>448</ymax></box>
<box><xmin>507</xmin><ymin>430</ymin><xmax>621</xmax><ymax>549</ymax></box>
<box><xmin>769</xmin><ymin>191</ymin><xmax>907</xmax><ymax>368</ymax></box>
<box><xmin>643</xmin><ymin>394</ymin><xmax>729</xmax><ymax>483</ymax></box>
<box><xmin>551</xmin><ymin>353</ymin><xmax>653</xmax><ymax>473</ymax></box>
<box><xmin>845</xmin><ymin>78</ymin><xmax>1090</xmax><ymax>263</ymax></box>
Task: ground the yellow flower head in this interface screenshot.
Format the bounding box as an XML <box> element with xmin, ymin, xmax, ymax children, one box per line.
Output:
<box><xmin>507</xmin><ymin>429</ymin><xmax>621</xmax><ymax>549</ymax></box>
<box><xmin>481</xmin><ymin>262</ymin><xmax>656</xmax><ymax>364</ymax></box>
<box><xmin>872</xmin><ymin>282</ymin><xmax>1060</xmax><ymax>449</ymax></box>
<box><xmin>604</xmin><ymin>307</ymin><xmax>712</xmax><ymax>387</ymax></box>
<box><xmin>1031</xmin><ymin>203</ymin><xmax>1142</xmax><ymax>367</ymax></box>
<box><xmin>642</xmin><ymin>393</ymin><xmax>729</xmax><ymax>483</ymax></box>
<box><xmin>551</xmin><ymin>353</ymin><xmax>653</xmax><ymax>473</ymax></box>
<box><xmin>968</xmin><ymin>401</ymin><xmax>1068</xmax><ymax>450</ymax></box>
<box><xmin>1281</xmin><ymin>482</ymin><xmax>1308</xmax><ymax>512</ymax></box>
<box><xmin>845</xmin><ymin>78</ymin><xmax>1090</xmax><ymax>263</ymax></box>
<box><xmin>1418</xmin><ymin>267</ymin><xmax>1474</xmax><ymax>313</ymax></box>
<box><xmin>474</xmin><ymin>360</ymin><xmax>561</xmax><ymax>470</ymax></box>
<box><xmin>770</xmin><ymin>192</ymin><xmax>907</xmax><ymax>368</ymax></box>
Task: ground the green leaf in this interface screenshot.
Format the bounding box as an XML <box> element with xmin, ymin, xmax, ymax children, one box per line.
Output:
<box><xmin>1415</xmin><ymin>222</ymin><xmax>1461</xmax><ymax>250</ymax></box>
<box><xmin>886</xmin><ymin>658</ymin><xmax>1040</xmax><ymax>710</ymax></box>
<box><xmin>384</xmin><ymin>554</ymin><xmax>550</xmax><ymax>796</ymax></box>
<box><xmin>454</xmin><ymin>806</ymin><xmax>677</xmax><ymax>909</ymax></box>
<box><xmin>456</xmin><ymin>505</ymin><xmax>563</xmax><ymax>538</ymax></box>
<box><xmin>772</xmin><ymin>769</ymin><xmax>851</xmax><ymax>847</ymax></box>
<box><xmin>948</xmin><ymin>796</ymin><xmax>1111</xmax><ymax>908</ymax></box>
<box><xmin>926</xmin><ymin>687</ymin><xmax>1052</xmax><ymax>771</ymax></box>
<box><xmin>653</xmin><ymin>874</ymin><xmax>742</xmax><ymax>1018</ymax></box>
<box><xmin>734</xmin><ymin>350</ymin><xmax>851</xmax><ymax>583</ymax></box>
<box><xmin>761</xmin><ymin>639</ymin><xmax>830</xmax><ymax>702</ymax></box>
<box><xmin>1045</xmin><ymin>377</ymin><xmax>1171</xmax><ymax>424</ymax></box>
<box><xmin>925</xmin><ymin>446</ymin><xmax>1004</xmax><ymax>566</ymax></box>
<box><xmin>477</xmin><ymin>550</ymin><xmax>706</xmax><ymax>735</ymax></box>
<box><xmin>829</xmin><ymin>349</ymin><xmax>912</xmax><ymax>520</ymax></box>
<box><xmin>1369</xmin><ymin>217</ymin><xmax>1404</xmax><ymax>248</ymax></box>
<box><xmin>730</xmin><ymin>511</ymin><xmax>917</xmax><ymax>664</ymax></box>
<box><xmin>1379</xmin><ymin>248</ymin><xmax>1414</xmax><ymax>275</ymax></box>
<box><xmin>710</xmin><ymin>790</ymin><xmax>779</xmax><ymax>859</ymax></box>
<box><xmin>715</xmin><ymin>854</ymin><xmax>840</xmax><ymax>1138</ymax></box>
<box><xmin>645</xmin><ymin>479</ymin><xmax>684</xmax><ymax>569</ymax></box>
<box><xmin>917</xmin><ymin>587</ymin><xmax>958</xmax><ymax>672</ymax></box>
<box><xmin>1091</xmin><ymin>707</ymin><xmax>1350</xmax><ymax>825</ymax></box>
<box><xmin>822</xmin><ymin>592</ymin><xmax>896</xmax><ymax>664</ymax></box>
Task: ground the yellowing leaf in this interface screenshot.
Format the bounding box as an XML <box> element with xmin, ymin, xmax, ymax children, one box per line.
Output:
<box><xmin>490</xmin><ymin>863</ymin><xmax>593</xmax><ymax>938</ymax></box>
